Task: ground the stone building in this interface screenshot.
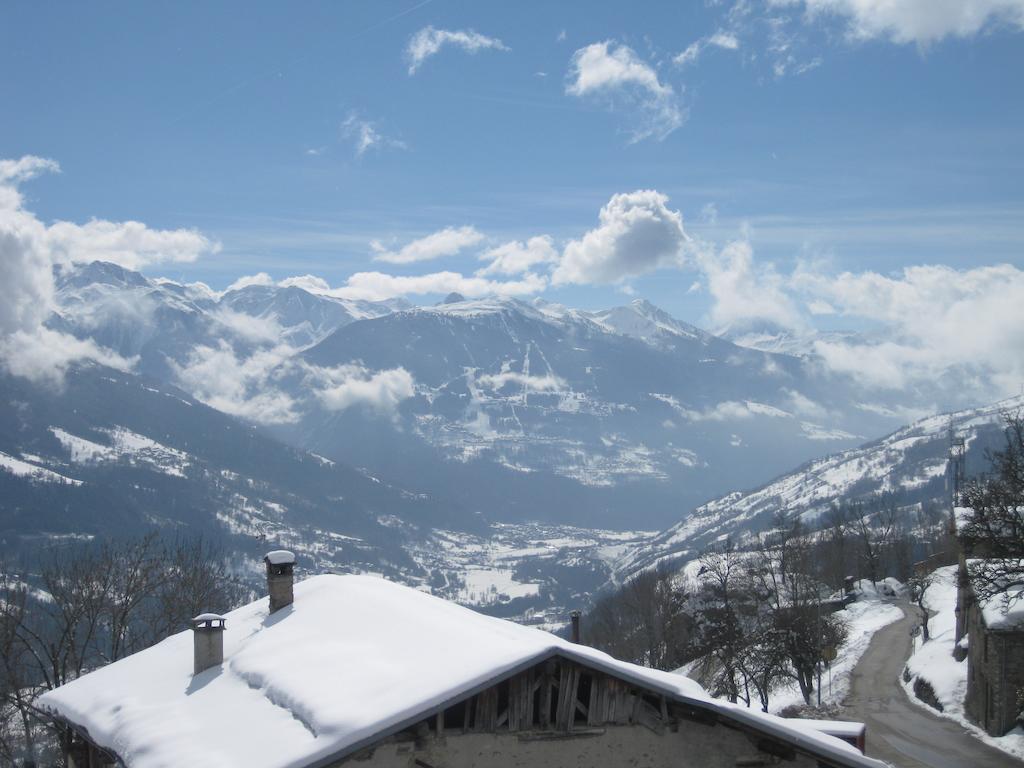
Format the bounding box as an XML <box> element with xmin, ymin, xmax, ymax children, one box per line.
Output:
<box><xmin>953</xmin><ymin>507</ymin><xmax>1024</xmax><ymax>736</ymax></box>
<box><xmin>40</xmin><ymin>553</ymin><xmax>883</xmax><ymax>768</ymax></box>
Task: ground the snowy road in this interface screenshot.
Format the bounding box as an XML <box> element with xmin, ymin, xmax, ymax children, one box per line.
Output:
<box><xmin>844</xmin><ymin>600</ymin><xmax>1022</xmax><ymax>767</ymax></box>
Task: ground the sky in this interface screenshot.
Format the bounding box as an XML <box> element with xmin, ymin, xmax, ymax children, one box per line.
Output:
<box><xmin>2</xmin><ymin>1</ymin><xmax>1024</xmax><ymax>400</ymax></box>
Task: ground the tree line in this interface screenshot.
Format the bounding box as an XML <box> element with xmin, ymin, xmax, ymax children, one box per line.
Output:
<box><xmin>583</xmin><ymin>495</ymin><xmax>954</xmax><ymax>713</ymax></box>
<box><xmin>0</xmin><ymin>534</ymin><xmax>246</xmax><ymax>767</ymax></box>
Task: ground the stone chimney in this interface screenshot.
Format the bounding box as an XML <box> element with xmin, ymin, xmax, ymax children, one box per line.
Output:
<box><xmin>570</xmin><ymin>610</ymin><xmax>582</xmax><ymax>644</ymax></box>
<box><xmin>192</xmin><ymin>614</ymin><xmax>226</xmax><ymax>675</ymax></box>
<box><xmin>264</xmin><ymin>550</ymin><xmax>296</xmax><ymax>613</ymax></box>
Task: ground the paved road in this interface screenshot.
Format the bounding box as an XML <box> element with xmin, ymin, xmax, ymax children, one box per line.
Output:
<box><xmin>843</xmin><ymin>599</ymin><xmax>1021</xmax><ymax>767</ymax></box>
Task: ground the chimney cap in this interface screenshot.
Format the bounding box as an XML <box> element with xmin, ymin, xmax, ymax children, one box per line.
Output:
<box><xmin>192</xmin><ymin>613</ymin><xmax>226</xmax><ymax>628</ymax></box>
<box><xmin>264</xmin><ymin>550</ymin><xmax>296</xmax><ymax>566</ymax></box>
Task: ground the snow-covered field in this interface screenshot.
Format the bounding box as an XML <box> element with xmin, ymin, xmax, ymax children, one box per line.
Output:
<box><xmin>767</xmin><ymin>580</ymin><xmax>905</xmax><ymax>714</ymax></box>
<box><xmin>902</xmin><ymin>565</ymin><xmax>1024</xmax><ymax>760</ymax></box>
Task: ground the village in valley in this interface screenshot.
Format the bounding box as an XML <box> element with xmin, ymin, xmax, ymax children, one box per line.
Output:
<box><xmin>2</xmin><ymin>2</ymin><xmax>1024</xmax><ymax>767</ymax></box>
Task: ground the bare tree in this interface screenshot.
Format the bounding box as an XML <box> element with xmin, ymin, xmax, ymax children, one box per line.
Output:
<box><xmin>0</xmin><ymin>534</ymin><xmax>245</xmax><ymax>766</ymax></box>
<box><xmin>959</xmin><ymin>412</ymin><xmax>1024</xmax><ymax>610</ymax></box>
<box><xmin>584</xmin><ymin>564</ymin><xmax>693</xmax><ymax>670</ymax></box>
<box><xmin>907</xmin><ymin>569</ymin><xmax>936</xmax><ymax>642</ymax></box>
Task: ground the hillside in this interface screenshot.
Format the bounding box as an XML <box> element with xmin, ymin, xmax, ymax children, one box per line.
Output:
<box><xmin>614</xmin><ymin>394</ymin><xmax>1023</xmax><ymax>579</ymax></box>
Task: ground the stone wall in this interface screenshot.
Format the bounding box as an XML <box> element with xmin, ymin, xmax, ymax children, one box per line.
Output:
<box><xmin>965</xmin><ymin>598</ymin><xmax>1024</xmax><ymax>736</ymax></box>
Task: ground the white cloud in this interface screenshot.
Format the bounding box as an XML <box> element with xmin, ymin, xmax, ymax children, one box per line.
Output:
<box><xmin>795</xmin><ymin>263</ymin><xmax>1024</xmax><ymax>395</ymax></box>
<box><xmin>0</xmin><ymin>155</ymin><xmax>60</xmax><ymax>186</ymax></box>
<box><xmin>371</xmin><ymin>225</ymin><xmax>484</xmax><ymax>265</ymax></box>
<box><xmin>477</xmin><ymin>370</ymin><xmax>566</xmax><ymax>392</ymax></box>
<box><xmin>171</xmin><ymin>341</ymin><xmax>299</xmax><ymax>425</ymax></box>
<box><xmin>44</xmin><ymin>218</ymin><xmax>219</xmax><ymax>270</ymax></box>
<box><xmin>225</xmin><ymin>273</ymin><xmax>274</xmax><ymax>292</ymax></box>
<box><xmin>800</xmin><ymin>0</ymin><xmax>1024</xmax><ymax>45</ymax></box>
<box><xmin>679</xmin><ymin>400</ymin><xmax>792</xmax><ymax>422</ymax></box>
<box><xmin>306</xmin><ymin>363</ymin><xmax>415</xmax><ymax>415</ymax></box>
<box><xmin>477</xmin><ymin>236</ymin><xmax>558</xmax><ymax>277</ymax></box>
<box><xmin>673</xmin><ymin>41</ymin><xmax>703</xmax><ymax>66</ymax></box>
<box><xmin>0</xmin><ymin>327</ymin><xmax>134</xmax><ymax>387</ymax></box>
<box><xmin>406</xmin><ymin>26</ymin><xmax>509</xmax><ymax>75</ymax></box>
<box><xmin>553</xmin><ymin>190</ymin><xmax>688</xmax><ymax>286</ymax></box>
<box><xmin>674</xmin><ymin>31</ymin><xmax>741</xmax><ymax>67</ymax></box>
<box><xmin>278</xmin><ymin>274</ymin><xmax>333</xmax><ymax>293</ymax></box>
<box><xmin>212</xmin><ymin>308</ymin><xmax>283</xmax><ymax>344</ymax></box>
<box><xmin>340</xmin><ymin>112</ymin><xmax>406</xmax><ymax>157</ymax></box>
<box><xmin>697</xmin><ymin>239</ymin><xmax>804</xmax><ymax>332</ymax></box>
<box><xmin>330</xmin><ymin>270</ymin><xmax>547</xmax><ymax>302</ymax></box>
<box><xmin>0</xmin><ymin>156</ymin><xmax>136</xmax><ymax>385</ymax></box>
<box><xmin>709</xmin><ymin>31</ymin><xmax>741</xmax><ymax>49</ymax></box>
<box><xmin>566</xmin><ymin>41</ymin><xmax>684</xmax><ymax>142</ymax></box>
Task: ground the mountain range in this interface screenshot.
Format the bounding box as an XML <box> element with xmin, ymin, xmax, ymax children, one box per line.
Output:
<box><xmin>1</xmin><ymin>260</ymin><xmax>1009</xmax><ymax>617</ymax></box>
<box><xmin>51</xmin><ymin>261</ymin><xmax>922</xmax><ymax>529</ymax></box>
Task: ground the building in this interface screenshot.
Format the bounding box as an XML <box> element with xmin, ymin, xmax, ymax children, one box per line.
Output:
<box><xmin>953</xmin><ymin>507</ymin><xmax>1024</xmax><ymax>736</ymax></box>
<box><xmin>39</xmin><ymin>552</ymin><xmax>884</xmax><ymax>768</ymax></box>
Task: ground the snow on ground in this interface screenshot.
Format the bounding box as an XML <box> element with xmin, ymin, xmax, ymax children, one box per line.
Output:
<box><xmin>0</xmin><ymin>450</ymin><xmax>82</xmax><ymax>485</ymax></box>
<box><xmin>902</xmin><ymin>565</ymin><xmax>1024</xmax><ymax>760</ymax></box>
<box><xmin>766</xmin><ymin>580</ymin><xmax>904</xmax><ymax>715</ymax></box>
<box><xmin>50</xmin><ymin>425</ymin><xmax>191</xmax><ymax>477</ymax></box>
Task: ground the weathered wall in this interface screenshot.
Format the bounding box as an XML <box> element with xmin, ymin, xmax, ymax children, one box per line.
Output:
<box><xmin>965</xmin><ymin>600</ymin><xmax>1024</xmax><ymax>736</ymax></box>
<box><xmin>340</xmin><ymin>721</ymin><xmax>823</xmax><ymax>768</ymax></box>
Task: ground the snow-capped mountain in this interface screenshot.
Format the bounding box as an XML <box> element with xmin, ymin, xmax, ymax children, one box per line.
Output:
<box><xmin>614</xmin><ymin>394</ymin><xmax>1023</xmax><ymax>579</ymax></box>
<box><xmin>51</xmin><ymin>261</ymin><xmax>400</xmax><ymax>379</ymax></box>
<box><xmin>46</xmin><ymin>262</ymin><xmax>917</xmax><ymax>529</ymax></box>
<box><xmin>0</xmin><ymin>364</ymin><xmax>474</xmax><ymax>570</ymax></box>
<box><xmin>0</xmin><ymin>362</ymin><xmax>648</xmax><ymax>619</ymax></box>
<box><xmin>291</xmin><ymin>294</ymin><xmax>900</xmax><ymax>528</ymax></box>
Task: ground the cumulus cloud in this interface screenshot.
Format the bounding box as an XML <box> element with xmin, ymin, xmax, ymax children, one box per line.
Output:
<box><xmin>800</xmin><ymin>0</ymin><xmax>1024</xmax><ymax>45</ymax></box>
<box><xmin>371</xmin><ymin>226</ymin><xmax>484</xmax><ymax>265</ymax></box>
<box><xmin>306</xmin><ymin>363</ymin><xmax>415</xmax><ymax>415</ymax></box>
<box><xmin>0</xmin><ymin>327</ymin><xmax>134</xmax><ymax>387</ymax></box>
<box><xmin>795</xmin><ymin>263</ymin><xmax>1024</xmax><ymax>394</ymax></box>
<box><xmin>44</xmin><ymin>219</ymin><xmax>219</xmax><ymax>271</ymax></box>
<box><xmin>171</xmin><ymin>342</ymin><xmax>299</xmax><ymax>424</ymax></box>
<box><xmin>340</xmin><ymin>112</ymin><xmax>407</xmax><ymax>157</ymax></box>
<box><xmin>406</xmin><ymin>26</ymin><xmax>509</xmax><ymax>75</ymax></box>
<box><xmin>697</xmin><ymin>239</ymin><xmax>804</xmax><ymax>332</ymax></box>
<box><xmin>0</xmin><ymin>156</ymin><xmax>136</xmax><ymax>385</ymax></box>
<box><xmin>566</xmin><ymin>41</ymin><xmax>684</xmax><ymax>142</ymax></box>
<box><xmin>553</xmin><ymin>190</ymin><xmax>688</xmax><ymax>286</ymax></box>
<box><xmin>477</xmin><ymin>236</ymin><xmax>559</xmax><ymax>277</ymax></box>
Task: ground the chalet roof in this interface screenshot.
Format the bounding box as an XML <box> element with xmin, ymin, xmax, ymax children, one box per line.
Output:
<box><xmin>38</xmin><ymin>574</ymin><xmax>884</xmax><ymax>768</ymax></box>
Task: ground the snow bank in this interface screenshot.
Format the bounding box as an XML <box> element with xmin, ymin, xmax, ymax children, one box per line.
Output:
<box><xmin>38</xmin><ymin>575</ymin><xmax>884</xmax><ymax>768</ymax></box>
<box><xmin>902</xmin><ymin>565</ymin><xmax>1024</xmax><ymax>760</ymax></box>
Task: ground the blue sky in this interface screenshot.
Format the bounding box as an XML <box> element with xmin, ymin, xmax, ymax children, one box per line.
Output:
<box><xmin>2</xmin><ymin>1</ymin><xmax>1023</xmax><ymax>335</ymax></box>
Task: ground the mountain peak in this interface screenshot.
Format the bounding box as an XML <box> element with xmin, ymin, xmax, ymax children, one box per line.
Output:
<box><xmin>441</xmin><ymin>292</ymin><xmax>466</xmax><ymax>305</ymax></box>
<box><xmin>55</xmin><ymin>260</ymin><xmax>151</xmax><ymax>291</ymax></box>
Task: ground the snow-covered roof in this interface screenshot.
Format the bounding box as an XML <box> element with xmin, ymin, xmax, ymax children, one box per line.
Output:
<box><xmin>965</xmin><ymin>558</ymin><xmax>1024</xmax><ymax>630</ymax></box>
<box><xmin>38</xmin><ymin>575</ymin><xmax>884</xmax><ymax>768</ymax></box>
<box><xmin>264</xmin><ymin>550</ymin><xmax>296</xmax><ymax>565</ymax></box>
